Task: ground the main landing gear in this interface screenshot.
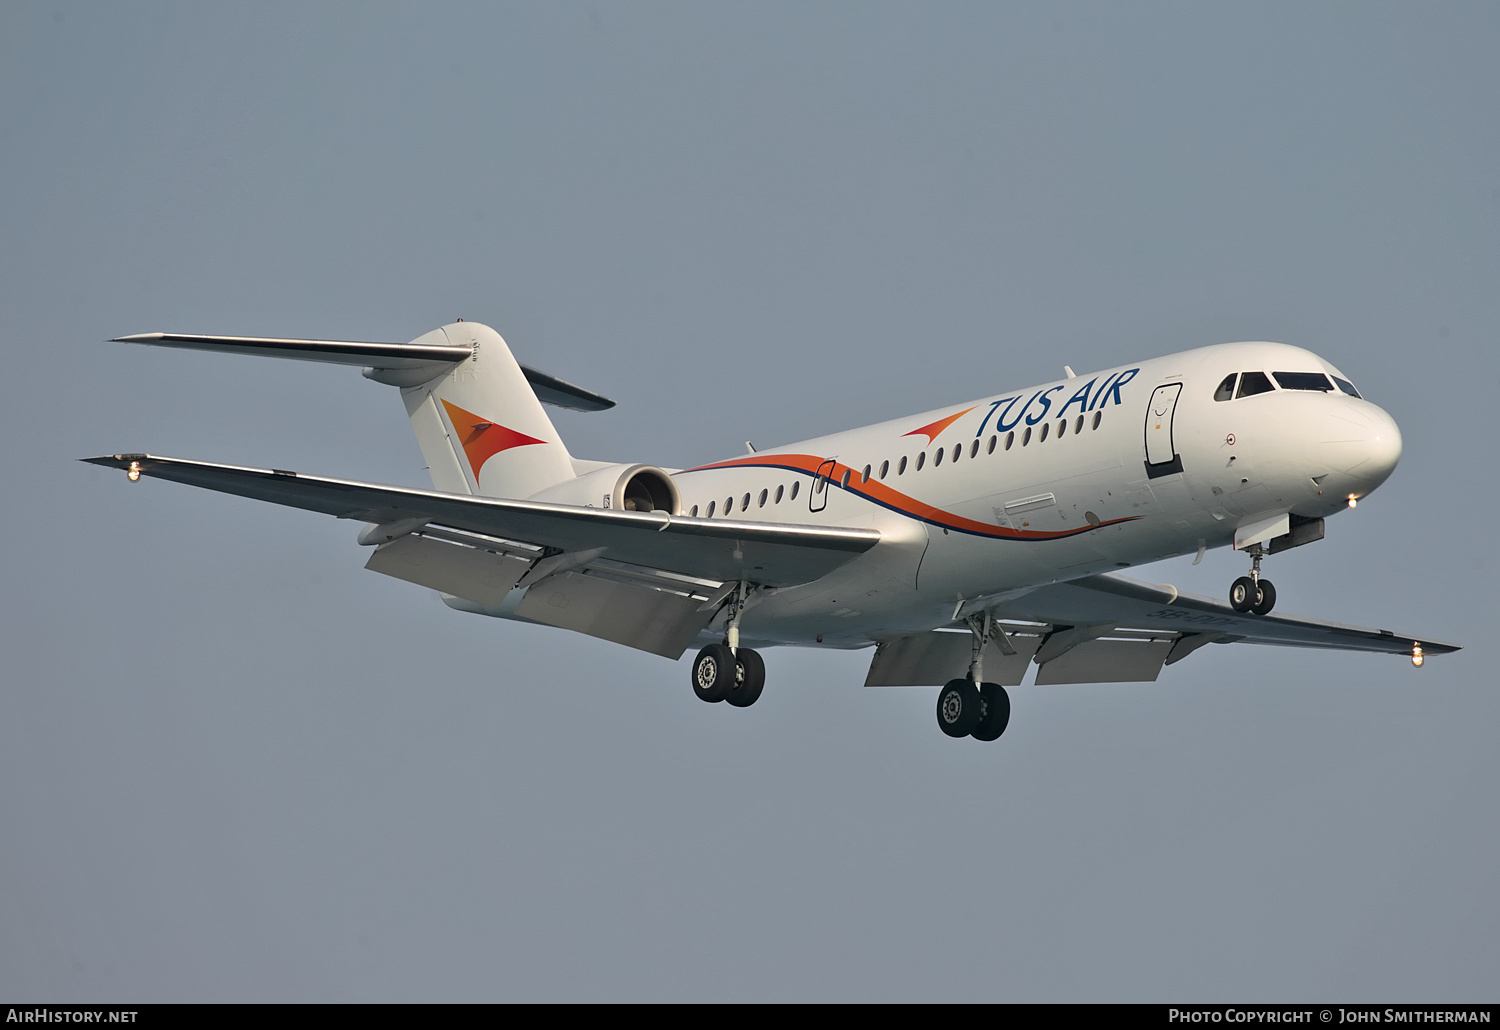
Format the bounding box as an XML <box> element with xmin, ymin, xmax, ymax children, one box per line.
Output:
<box><xmin>692</xmin><ymin>641</ymin><xmax>765</xmax><ymax>707</ymax></box>
<box><xmin>937</xmin><ymin>679</ymin><xmax>1010</xmax><ymax>740</ymax></box>
<box><xmin>935</xmin><ymin>611</ymin><xmax>1012</xmax><ymax>741</ymax></box>
<box><xmin>690</xmin><ymin>582</ymin><xmax>765</xmax><ymax>708</ymax></box>
<box><xmin>1229</xmin><ymin>544</ymin><xmax>1277</xmax><ymax>616</ymax></box>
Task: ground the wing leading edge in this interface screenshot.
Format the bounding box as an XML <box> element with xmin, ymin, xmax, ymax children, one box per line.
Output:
<box><xmin>1003</xmin><ymin>573</ymin><xmax>1460</xmax><ymax>657</ymax></box>
<box><xmin>82</xmin><ymin>453</ymin><xmax>879</xmax><ymax>588</ymax></box>
<box><xmin>867</xmin><ymin>573</ymin><xmax>1458</xmax><ymax>687</ymax></box>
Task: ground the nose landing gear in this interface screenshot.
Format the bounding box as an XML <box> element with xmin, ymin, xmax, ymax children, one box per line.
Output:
<box><xmin>1229</xmin><ymin>544</ymin><xmax>1277</xmax><ymax>616</ymax></box>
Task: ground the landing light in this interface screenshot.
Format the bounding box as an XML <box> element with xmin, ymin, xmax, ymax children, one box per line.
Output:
<box><xmin>1411</xmin><ymin>644</ymin><xmax>1424</xmax><ymax>668</ymax></box>
<box><xmin>1346</xmin><ymin>495</ymin><xmax>1358</xmax><ymax>509</ymax></box>
<box><xmin>127</xmin><ymin>461</ymin><xmax>141</xmax><ymax>482</ymax></box>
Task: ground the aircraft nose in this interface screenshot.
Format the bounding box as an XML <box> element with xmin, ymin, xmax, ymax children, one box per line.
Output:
<box><xmin>1319</xmin><ymin>403</ymin><xmax>1402</xmax><ymax>496</ymax></box>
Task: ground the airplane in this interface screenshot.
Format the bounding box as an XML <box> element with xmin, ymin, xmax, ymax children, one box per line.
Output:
<box><xmin>86</xmin><ymin>321</ymin><xmax>1458</xmax><ymax>741</ymax></box>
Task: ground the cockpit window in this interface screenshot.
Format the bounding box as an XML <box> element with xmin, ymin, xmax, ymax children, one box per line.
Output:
<box><xmin>1332</xmin><ymin>376</ymin><xmax>1361</xmax><ymax>398</ymax></box>
<box><xmin>1214</xmin><ymin>373</ymin><xmax>1238</xmax><ymax>401</ymax></box>
<box><xmin>1273</xmin><ymin>371</ymin><xmax>1334</xmax><ymax>392</ymax></box>
<box><xmin>1235</xmin><ymin>371</ymin><xmax>1275</xmax><ymax>398</ymax></box>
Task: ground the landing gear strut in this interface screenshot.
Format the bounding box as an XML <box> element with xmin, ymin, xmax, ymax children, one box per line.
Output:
<box><xmin>1229</xmin><ymin>544</ymin><xmax>1277</xmax><ymax>616</ymax></box>
<box><xmin>691</xmin><ymin>582</ymin><xmax>765</xmax><ymax>708</ymax></box>
<box><xmin>935</xmin><ymin>611</ymin><xmax>1012</xmax><ymax>741</ymax></box>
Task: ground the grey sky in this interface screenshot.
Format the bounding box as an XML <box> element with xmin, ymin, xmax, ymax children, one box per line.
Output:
<box><xmin>1</xmin><ymin>1</ymin><xmax>1496</xmax><ymax>1001</ymax></box>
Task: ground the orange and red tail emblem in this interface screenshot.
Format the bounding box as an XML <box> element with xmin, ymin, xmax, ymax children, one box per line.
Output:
<box><xmin>440</xmin><ymin>399</ymin><xmax>546</xmax><ymax>477</ymax></box>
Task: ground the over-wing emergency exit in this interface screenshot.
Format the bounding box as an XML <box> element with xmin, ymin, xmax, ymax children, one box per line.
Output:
<box><xmin>87</xmin><ymin>322</ymin><xmax>1457</xmax><ymax>741</ymax></box>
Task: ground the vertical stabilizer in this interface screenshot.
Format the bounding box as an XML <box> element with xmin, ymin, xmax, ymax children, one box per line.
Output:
<box><xmin>400</xmin><ymin>322</ymin><xmax>575</xmax><ymax>499</ymax></box>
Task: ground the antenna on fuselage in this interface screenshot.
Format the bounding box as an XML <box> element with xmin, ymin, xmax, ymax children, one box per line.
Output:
<box><xmin>1063</xmin><ymin>365</ymin><xmax>1076</xmax><ymax>378</ymax></box>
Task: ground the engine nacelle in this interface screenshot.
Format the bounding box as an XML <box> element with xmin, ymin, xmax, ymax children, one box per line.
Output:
<box><xmin>528</xmin><ymin>463</ymin><xmax>681</xmax><ymax>514</ymax></box>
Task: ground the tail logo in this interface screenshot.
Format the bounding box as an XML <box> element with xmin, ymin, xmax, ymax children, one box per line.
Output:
<box><xmin>440</xmin><ymin>399</ymin><xmax>546</xmax><ymax>477</ymax></box>
<box><xmin>903</xmin><ymin>406</ymin><xmax>975</xmax><ymax>445</ymax></box>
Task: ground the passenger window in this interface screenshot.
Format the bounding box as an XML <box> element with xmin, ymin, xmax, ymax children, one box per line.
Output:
<box><xmin>790</xmin><ymin>482</ymin><xmax>799</xmax><ymax>500</ymax></box>
<box><xmin>988</xmin><ymin>435</ymin><xmax>997</xmax><ymax>454</ymax></box>
<box><xmin>1236</xmin><ymin>371</ymin><xmax>1275</xmax><ymax>398</ymax></box>
<box><xmin>916</xmin><ymin>452</ymin><xmax>925</xmax><ymax>470</ymax></box>
<box><xmin>690</xmin><ymin>505</ymin><xmax>699</xmax><ymax>517</ymax></box>
<box><xmin>933</xmin><ymin>448</ymin><xmax>943</xmax><ymax>466</ymax></box>
<box><xmin>775</xmin><ymin>485</ymin><xmax>784</xmax><ymax>503</ymax></box>
<box><xmin>1023</xmin><ymin>427</ymin><xmax>1032</xmax><ymax>446</ymax></box>
<box><xmin>726</xmin><ymin>496</ymin><xmax>735</xmax><ymax>513</ymax></box>
<box><xmin>898</xmin><ymin>456</ymin><xmax>907</xmax><ymax>475</ymax></box>
<box><xmin>952</xmin><ymin>444</ymin><xmax>961</xmax><ymax>462</ymax></box>
<box><xmin>1272</xmin><ymin>371</ymin><xmax>1334</xmax><ymax>392</ymax></box>
<box><xmin>1057</xmin><ymin>418</ymin><xmax>1067</xmax><ymax>437</ymax></box>
<box><xmin>1092</xmin><ymin>411</ymin><xmax>1102</xmax><ymax>430</ymax></box>
<box><xmin>880</xmin><ymin>460</ymin><xmax>889</xmax><ymax>479</ymax></box>
<box><xmin>742</xmin><ymin>493</ymin><xmax>751</xmax><ymax>510</ymax></box>
<box><xmin>1039</xmin><ymin>423</ymin><xmax>1049</xmax><ymax>442</ymax></box>
<box><xmin>1005</xmin><ymin>431</ymin><xmax>1015</xmax><ymax>450</ymax></box>
<box><xmin>1074</xmin><ymin>415</ymin><xmax>1084</xmax><ymax>435</ymax></box>
<box><xmin>706</xmin><ymin>501</ymin><xmax>716</xmax><ymax>517</ymax></box>
<box><xmin>1333</xmin><ymin>377</ymin><xmax>1361</xmax><ymax>398</ymax></box>
<box><xmin>758</xmin><ymin>489</ymin><xmax>767</xmax><ymax>508</ymax></box>
<box><xmin>1214</xmin><ymin>373</ymin><xmax>1238</xmax><ymax>401</ymax></box>
<box><xmin>970</xmin><ymin>440</ymin><xmax>979</xmax><ymax>459</ymax></box>
<box><xmin>840</xmin><ymin>470</ymin><xmax>851</xmax><ymax>489</ymax></box>
<box><xmin>861</xmin><ymin>464</ymin><xmax>871</xmax><ymax>483</ymax></box>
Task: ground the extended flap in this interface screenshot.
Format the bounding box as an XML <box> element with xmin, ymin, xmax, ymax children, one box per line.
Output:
<box><xmin>865</xmin><ymin>629</ymin><xmax>1044</xmax><ymax>687</ymax></box>
<box><xmin>515</xmin><ymin>571</ymin><xmax>715</xmax><ymax>659</ymax></box>
<box><xmin>1035</xmin><ymin>636</ymin><xmax>1175</xmax><ymax>684</ymax></box>
<box><xmin>365</xmin><ymin>534</ymin><xmax>530</xmax><ymax>607</ymax></box>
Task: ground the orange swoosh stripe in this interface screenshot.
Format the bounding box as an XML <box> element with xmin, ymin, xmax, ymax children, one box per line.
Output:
<box><xmin>681</xmin><ymin>453</ymin><xmax>1139</xmax><ymax>541</ymax></box>
<box><xmin>440</xmin><ymin>399</ymin><xmax>546</xmax><ymax>478</ymax></box>
<box><xmin>903</xmin><ymin>406</ymin><xmax>975</xmax><ymax>444</ymax></box>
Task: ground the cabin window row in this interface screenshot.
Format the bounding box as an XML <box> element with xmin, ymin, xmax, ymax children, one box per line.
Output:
<box><xmin>689</xmin><ymin>481</ymin><xmax>801</xmax><ymax>518</ymax></box>
<box><xmin>687</xmin><ymin>409</ymin><xmax>1109</xmax><ymax>517</ymax></box>
<box><xmin>868</xmin><ymin>408</ymin><xmax>1109</xmax><ymax>482</ymax></box>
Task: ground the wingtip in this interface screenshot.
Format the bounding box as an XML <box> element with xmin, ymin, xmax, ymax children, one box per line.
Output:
<box><xmin>81</xmin><ymin>453</ymin><xmax>147</xmax><ymax>468</ymax></box>
<box><xmin>111</xmin><ymin>333</ymin><xmax>161</xmax><ymax>343</ymax></box>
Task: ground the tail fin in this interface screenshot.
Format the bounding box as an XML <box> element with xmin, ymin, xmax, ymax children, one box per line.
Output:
<box><xmin>395</xmin><ymin>323</ymin><xmax>576</xmax><ymax>498</ymax></box>
<box><xmin>115</xmin><ymin>322</ymin><xmax>605</xmax><ymax>499</ymax></box>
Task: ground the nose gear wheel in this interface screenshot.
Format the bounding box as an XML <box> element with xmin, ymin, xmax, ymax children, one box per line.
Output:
<box><xmin>1229</xmin><ymin>544</ymin><xmax>1277</xmax><ymax>616</ymax></box>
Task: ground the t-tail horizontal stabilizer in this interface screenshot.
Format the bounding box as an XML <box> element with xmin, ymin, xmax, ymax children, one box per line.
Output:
<box><xmin>113</xmin><ymin>332</ymin><xmax>615</xmax><ymax>411</ymax></box>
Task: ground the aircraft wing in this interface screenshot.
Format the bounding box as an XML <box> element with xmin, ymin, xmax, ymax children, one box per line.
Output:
<box><xmin>867</xmin><ymin>573</ymin><xmax>1459</xmax><ymax>687</ymax></box>
<box><xmin>82</xmin><ymin>453</ymin><xmax>879</xmax><ymax>588</ymax></box>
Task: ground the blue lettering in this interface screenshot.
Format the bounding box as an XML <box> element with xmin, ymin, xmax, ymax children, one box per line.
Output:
<box><xmin>1102</xmin><ymin>368</ymin><xmax>1139</xmax><ymax>407</ymax></box>
<box><xmin>974</xmin><ymin>396</ymin><xmax>1018</xmax><ymax>437</ymax></box>
<box><xmin>995</xmin><ymin>393</ymin><xmax>1032</xmax><ymax>432</ymax></box>
<box><xmin>1056</xmin><ymin>378</ymin><xmax>1097</xmax><ymax>420</ymax></box>
<box><xmin>1088</xmin><ymin>372</ymin><xmax>1119</xmax><ymax>411</ymax></box>
<box><xmin>1024</xmin><ymin>385</ymin><xmax>1066</xmax><ymax>426</ymax></box>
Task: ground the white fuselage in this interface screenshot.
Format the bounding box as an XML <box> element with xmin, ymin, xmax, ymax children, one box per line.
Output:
<box><xmin>667</xmin><ymin>342</ymin><xmax>1401</xmax><ymax>648</ymax></box>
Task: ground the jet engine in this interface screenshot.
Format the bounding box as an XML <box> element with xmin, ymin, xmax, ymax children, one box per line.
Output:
<box><xmin>528</xmin><ymin>463</ymin><xmax>681</xmax><ymax>514</ymax></box>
